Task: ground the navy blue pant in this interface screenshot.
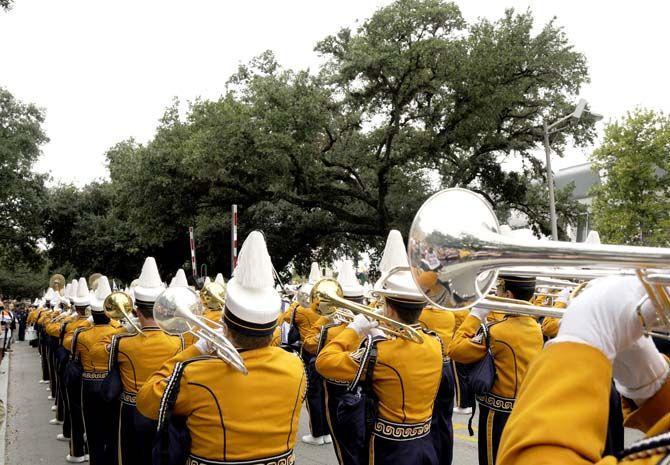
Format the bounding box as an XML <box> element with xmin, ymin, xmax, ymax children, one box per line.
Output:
<box><xmin>65</xmin><ymin>373</ymin><xmax>86</xmax><ymax>457</ymax></box>
<box><xmin>303</xmin><ymin>352</ymin><xmax>328</xmax><ymax>437</ymax></box>
<box><xmin>323</xmin><ymin>382</ymin><xmax>366</xmax><ymax>465</ymax></box>
<box><xmin>118</xmin><ymin>401</ymin><xmax>157</xmax><ymax>465</ymax></box>
<box><xmin>82</xmin><ymin>378</ymin><xmax>116</xmax><ymax>465</ymax></box>
<box><xmin>453</xmin><ymin>360</ymin><xmax>475</xmax><ymax>409</ymax></box>
<box><xmin>477</xmin><ymin>404</ymin><xmax>510</xmax><ymax>465</ymax></box>
<box><xmin>431</xmin><ymin>362</ymin><xmax>455</xmax><ymax>465</ymax></box>
<box><xmin>370</xmin><ymin>434</ymin><xmax>438</xmax><ymax>465</ymax></box>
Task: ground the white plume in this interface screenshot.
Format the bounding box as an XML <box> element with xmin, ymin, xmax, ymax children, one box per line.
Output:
<box><xmin>233</xmin><ymin>231</ymin><xmax>275</xmax><ymax>289</ymax></box>
<box><xmin>308</xmin><ymin>262</ymin><xmax>321</xmax><ymax>284</ymax></box>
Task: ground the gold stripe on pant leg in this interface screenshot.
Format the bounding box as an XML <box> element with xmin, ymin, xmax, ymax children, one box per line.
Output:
<box><xmin>486</xmin><ymin>408</ymin><xmax>495</xmax><ymax>465</ymax></box>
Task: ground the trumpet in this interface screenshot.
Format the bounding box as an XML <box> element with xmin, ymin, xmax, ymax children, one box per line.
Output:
<box><xmin>154</xmin><ymin>287</ymin><xmax>247</xmax><ymax>374</ymax></box>
<box><xmin>104</xmin><ymin>292</ymin><xmax>144</xmax><ymax>335</ymax></box>
<box><xmin>310</xmin><ymin>278</ymin><xmax>424</xmax><ymax>344</ymax></box>
<box><xmin>407</xmin><ymin>188</ymin><xmax>670</xmax><ymax>328</ymax></box>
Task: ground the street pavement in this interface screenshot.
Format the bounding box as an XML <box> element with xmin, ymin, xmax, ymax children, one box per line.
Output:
<box><xmin>2</xmin><ymin>341</ymin><xmax>643</xmax><ymax>465</ymax></box>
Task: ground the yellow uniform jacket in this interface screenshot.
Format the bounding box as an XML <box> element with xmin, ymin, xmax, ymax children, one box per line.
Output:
<box><xmin>448</xmin><ymin>313</ymin><xmax>543</xmax><ymax>400</ymax></box>
<box><xmin>541</xmin><ymin>301</ymin><xmax>567</xmax><ymax>339</ymax></box>
<box><xmin>111</xmin><ymin>328</ymin><xmax>183</xmax><ymax>397</ymax></box>
<box><xmin>303</xmin><ymin>316</ymin><xmax>352</xmax><ymax>356</ymax></box>
<box><xmin>74</xmin><ymin>324</ymin><xmax>121</xmax><ymax>373</ymax></box>
<box><xmin>37</xmin><ymin>310</ymin><xmax>53</xmax><ymax>326</ymax></box>
<box><xmin>453</xmin><ymin>309</ymin><xmax>471</xmax><ymax>332</ymax></box>
<box><xmin>137</xmin><ymin>345</ymin><xmax>307</xmax><ymax>462</ymax></box>
<box><xmin>27</xmin><ymin>309</ymin><xmax>38</xmax><ymax>325</ymax></box>
<box><xmin>63</xmin><ymin>317</ymin><xmax>92</xmax><ymax>352</ymax></box>
<box><xmin>281</xmin><ymin>302</ymin><xmax>320</xmax><ymax>350</ymax></box>
<box><xmin>45</xmin><ymin>314</ymin><xmax>65</xmax><ymax>337</ymax></box>
<box><xmin>316</xmin><ymin>328</ymin><xmax>443</xmax><ymax>425</ymax></box>
<box><xmin>498</xmin><ymin>342</ymin><xmax>670</xmax><ymax>465</ymax></box>
<box><xmin>419</xmin><ymin>307</ymin><xmax>457</xmax><ymax>348</ymax></box>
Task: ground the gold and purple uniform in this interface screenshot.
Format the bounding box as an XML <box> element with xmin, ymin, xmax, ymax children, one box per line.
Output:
<box><xmin>74</xmin><ymin>322</ymin><xmax>123</xmax><ymax>465</ymax></box>
<box><xmin>306</xmin><ymin>316</ymin><xmax>360</xmax><ymax>465</ymax></box>
<box><xmin>448</xmin><ymin>311</ymin><xmax>543</xmax><ymax>465</ymax></box>
<box><xmin>317</xmin><ymin>327</ymin><xmax>443</xmax><ymax>465</ymax></box>
<box><xmin>104</xmin><ymin>327</ymin><xmax>183</xmax><ymax>465</ymax></box>
<box><xmin>419</xmin><ymin>307</ymin><xmax>457</xmax><ymax>465</ymax></box>
<box><xmin>137</xmin><ymin>344</ymin><xmax>307</xmax><ymax>464</ymax></box>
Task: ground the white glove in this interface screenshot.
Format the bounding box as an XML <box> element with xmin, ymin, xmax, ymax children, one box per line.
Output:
<box><xmin>470</xmin><ymin>307</ymin><xmax>490</xmax><ymax>323</ymax></box>
<box><xmin>347</xmin><ymin>313</ymin><xmax>378</xmax><ymax>336</ymax></box>
<box><xmin>613</xmin><ymin>335</ymin><xmax>669</xmax><ymax>405</ymax></box>
<box><xmin>550</xmin><ymin>276</ymin><xmax>651</xmax><ymax>360</ymax></box>
<box><xmin>555</xmin><ymin>287</ymin><xmax>572</xmax><ymax>305</ymax></box>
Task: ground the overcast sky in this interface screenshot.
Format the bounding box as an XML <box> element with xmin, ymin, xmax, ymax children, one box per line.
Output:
<box><xmin>1</xmin><ymin>0</ymin><xmax>668</xmax><ymax>186</ymax></box>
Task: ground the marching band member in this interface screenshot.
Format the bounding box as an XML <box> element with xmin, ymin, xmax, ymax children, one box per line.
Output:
<box><xmin>37</xmin><ymin>290</ymin><xmax>54</xmax><ymax>384</ymax></box>
<box><xmin>61</xmin><ymin>278</ymin><xmax>91</xmax><ymax>461</ymax></box>
<box><xmin>287</xmin><ymin>262</ymin><xmax>330</xmax><ymax>446</ymax></box>
<box><xmin>316</xmin><ymin>234</ymin><xmax>444</xmax><ymax>465</ymax></box>
<box><xmin>303</xmin><ymin>259</ymin><xmax>363</xmax><ymax>465</ymax></box>
<box><xmin>447</xmin><ymin>274</ymin><xmax>543</xmax><ymax>465</ymax></box>
<box><xmin>498</xmin><ymin>275</ymin><xmax>670</xmax><ymax>465</ymax></box>
<box><xmin>416</xmin><ymin>272</ymin><xmax>457</xmax><ymax>465</ymax></box>
<box><xmin>103</xmin><ymin>257</ymin><xmax>181</xmax><ymax>465</ymax></box>
<box><xmin>137</xmin><ymin>231</ymin><xmax>307</xmax><ymax>465</ymax></box>
<box><xmin>73</xmin><ymin>276</ymin><xmax>117</xmax><ymax>465</ymax></box>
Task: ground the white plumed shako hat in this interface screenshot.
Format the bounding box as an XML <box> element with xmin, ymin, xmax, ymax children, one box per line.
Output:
<box><xmin>73</xmin><ymin>277</ymin><xmax>91</xmax><ymax>308</ymax></box>
<box><xmin>338</xmin><ymin>260</ymin><xmax>364</xmax><ymax>298</ymax></box>
<box><xmin>224</xmin><ymin>231</ymin><xmax>281</xmax><ymax>336</ymax></box>
<box><xmin>299</xmin><ymin>262</ymin><xmax>321</xmax><ymax>298</ymax></box>
<box><xmin>375</xmin><ymin>230</ymin><xmax>425</xmax><ymax>303</ymax></box>
<box><xmin>91</xmin><ymin>276</ymin><xmax>112</xmax><ymax>312</ymax></box>
<box><xmin>134</xmin><ymin>257</ymin><xmax>165</xmax><ymax>307</ymax></box>
<box><xmin>170</xmin><ymin>269</ymin><xmax>188</xmax><ymax>288</ymax></box>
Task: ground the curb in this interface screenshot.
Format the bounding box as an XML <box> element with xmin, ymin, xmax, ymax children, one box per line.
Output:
<box><xmin>0</xmin><ymin>352</ymin><xmax>10</xmax><ymax>465</ymax></box>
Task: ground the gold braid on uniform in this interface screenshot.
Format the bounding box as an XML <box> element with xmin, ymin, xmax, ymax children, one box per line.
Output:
<box><xmin>617</xmin><ymin>431</ymin><xmax>670</xmax><ymax>461</ymax></box>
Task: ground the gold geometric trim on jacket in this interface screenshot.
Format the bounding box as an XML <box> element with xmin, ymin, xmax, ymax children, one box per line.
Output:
<box><xmin>82</xmin><ymin>371</ymin><xmax>108</xmax><ymax>380</ymax></box>
<box><xmin>120</xmin><ymin>390</ymin><xmax>137</xmax><ymax>405</ymax></box>
<box><xmin>186</xmin><ymin>449</ymin><xmax>295</xmax><ymax>465</ymax></box>
<box><xmin>373</xmin><ymin>417</ymin><xmax>432</xmax><ymax>441</ymax></box>
<box><xmin>476</xmin><ymin>392</ymin><xmax>515</xmax><ymax>413</ymax></box>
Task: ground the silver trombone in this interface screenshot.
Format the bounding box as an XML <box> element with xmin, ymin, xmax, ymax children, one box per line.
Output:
<box><xmin>407</xmin><ymin>188</ymin><xmax>670</xmax><ymax>329</ymax></box>
<box><xmin>154</xmin><ymin>287</ymin><xmax>247</xmax><ymax>374</ymax></box>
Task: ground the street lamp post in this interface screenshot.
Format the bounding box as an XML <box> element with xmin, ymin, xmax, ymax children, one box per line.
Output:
<box><xmin>543</xmin><ymin>98</ymin><xmax>602</xmax><ymax>240</ymax></box>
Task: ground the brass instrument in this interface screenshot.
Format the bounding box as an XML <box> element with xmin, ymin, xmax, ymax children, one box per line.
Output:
<box><xmin>49</xmin><ymin>274</ymin><xmax>66</xmax><ymax>294</ymax></box>
<box><xmin>200</xmin><ymin>282</ymin><xmax>226</xmax><ymax>311</ymax></box>
<box><xmin>310</xmin><ymin>278</ymin><xmax>424</xmax><ymax>344</ymax></box>
<box><xmin>154</xmin><ymin>287</ymin><xmax>247</xmax><ymax>374</ymax></box>
<box><xmin>104</xmin><ymin>292</ymin><xmax>144</xmax><ymax>335</ymax></box>
<box><xmin>407</xmin><ymin>188</ymin><xmax>670</xmax><ymax>328</ymax></box>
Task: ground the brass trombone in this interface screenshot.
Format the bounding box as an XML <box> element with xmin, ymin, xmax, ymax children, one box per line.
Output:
<box><xmin>407</xmin><ymin>188</ymin><xmax>670</xmax><ymax>329</ymax></box>
<box><xmin>154</xmin><ymin>287</ymin><xmax>247</xmax><ymax>374</ymax></box>
<box><xmin>104</xmin><ymin>292</ymin><xmax>144</xmax><ymax>335</ymax></box>
<box><xmin>310</xmin><ymin>278</ymin><xmax>424</xmax><ymax>344</ymax></box>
